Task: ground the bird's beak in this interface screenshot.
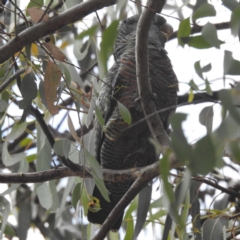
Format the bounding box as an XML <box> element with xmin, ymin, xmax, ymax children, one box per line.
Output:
<box><xmin>160</xmin><ymin>23</ymin><xmax>173</xmax><ymax>40</ymax></box>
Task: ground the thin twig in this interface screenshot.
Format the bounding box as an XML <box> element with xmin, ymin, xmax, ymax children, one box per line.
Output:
<box><xmin>0</xmin><ymin>68</ymin><xmax>25</xmax><ymax>93</ymax></box>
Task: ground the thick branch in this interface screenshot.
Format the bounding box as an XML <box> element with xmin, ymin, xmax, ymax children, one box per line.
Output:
<box><xmin>0</xmin><ymin>162</ymin><xmax>156</xmax><ymax>184</ymax></box>
<box><xmin>0</xmin><ymin>0</ymin><xmax>117</xmax><ymax>64</ymax></box>
<box><xmin>135</xmin><ymin>0</ymin><xmax>170</xmax><ymax>147</ymax></box>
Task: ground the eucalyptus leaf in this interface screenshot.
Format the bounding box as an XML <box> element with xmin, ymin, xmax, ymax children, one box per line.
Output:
<box><xmin>0</xmin><ymin>196</ymin><xmax>10</xmax><ymax>239</ymax></box>
<box><xmin>117</xmin><ymin>101</ymin><xmax>132</xmax><ymax>124</ymax></box>
<box><xmin>192</xmin><ymin>3</ymin><xmax>216</xmax><ymax>20</ymax></box>
<box><xmin>199</xmin><ymin>106</ymin><xmax>214</xmax><ymax>133</ymax></box>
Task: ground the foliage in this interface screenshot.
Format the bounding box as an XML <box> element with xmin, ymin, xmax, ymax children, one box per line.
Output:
<box><xmin>0</xmin><ymin>0</ymin><xmax>240</xmax><ymax>239</ymax></box>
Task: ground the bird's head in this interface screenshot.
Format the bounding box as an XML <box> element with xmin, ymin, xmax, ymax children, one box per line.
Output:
<box><xmin>113</xmin><ymin>14</ymin><xmax>173</xmax><ymax>58</ymax></box>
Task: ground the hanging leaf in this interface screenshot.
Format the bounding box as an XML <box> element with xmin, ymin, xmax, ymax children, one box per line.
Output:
<box><xmin>68</xmin><ymin>114</ymin><xmax>81</xmax><ymax>142</ymax></box>
<box><xmin>192</xmin><ymin>3</ymin><xmax>216</xmax><ymax>20</ymax></box>
<box><xmin>27</xmin><ymin>7</ymin><xmax>49</xmax><ymax>23</ymax></box>
<box><xmin>76</xmin><ymin>25</ymin><xmax>98</xmax><ymax>40</ymax></box>
<box><xmin>0</xmin><ymin>99</ymin><xmax>7</xmax><ymax>112</ymax></box>
<box><xmin>73</xmin><ymin>38</ymin><xmax>92</xmax><ymax>61</ymax></box>
<box><xmin>49</xmin><ymin>180</ymin><xmax>59</xmax><ymax>212</ymax></box>
<box><xmin>0</xmin><ymin>197</ymin><xmax>10</xmax><ymax>239</ymax></box>
<box><xmin>99</xmin><ymin>20</ymin><xmax>119</xmax><ymax>75</ymax></box>
<box><xmin>26</xmin><ymin>0</ymin><xmax>44</xmax><ymax>12</ymax></box>
<box><xmin>72</xmin><ymin>183</ymin><xmax>81</xmax><ymax>210</ymax></box>
<box><xmin>170</xmin><ymin>113</ymin><xmax>193</xmax><ymax>163</ymax></box>
<box><xmin>43</xmin><ymin>42</ymin><xmax>67</xmax><ymax>62</ymax></box>
<box><xmin>222</xmin><ymin>0</ymin><xmax>240</xmax><ymax>11</ymax></box>
<box><xmin>177</xmin><ymin>17</ymin><xmax>191</xmax><ymax>47</ymax></box>
<box><xmin>199</xmin><ymin>106</ymin><xmax>214</xmax><ymax>133</ymax></box>
<box><xmin>36</xmin><ymin>140</ymin><xmax>51</xmax><ymax>171</ymax></box>
<box><xmin>44</xmin><ymin>60</ymin><xmax>61</xmax><ymax>115</ymax></box>
<box><xmin>202</xmin><ymin>23</ymin><xmax>220</xmax><ymax>48</ymax></box>
<box><xmin>190</xmin><ymin>135</ymin><xmax>217</xmax><ymax>174</ymax></box>
<box><xmin>189</xmin><ymin>79</ymin><xmax>199</xmax><ymax>90</ymax></box>
<box><xmin>188</xmin><ymin>88</ymin><xmax>194</xmax><ymax>102</ymax></box>
<box><xmin>86</xmin><ymin>94</ymin><xmax>95</xmax><ymax>129</ymax></box>
<box><xmin>63</xmin><ymin>138</ymin><xmax>72</xmax><ymax>159</ymax></box>
<box><xmin>202</xmin><ymin>219</ymin><xmax>224</xmax><ymax>240</ymax></box>
<box><xmin>187</xmin><ymin>36</ymin><xmax>212</xmax><ymax>49</ymax></box>
<box><xmin>231</xmin><ymin>8</ymin><xmax>240</xmax><ymax>36</ymax></box>
<box><xmin>133</xmin><ymin>183</ymin><xmax>152</xmax><ymax>239</ymax></box>
<box><xmin>53</xmin><ymin>140</ymin><xmax>64</xmax><ymax>157</ymax></box>
<box><xmin>224</xmin><ymin>50</ymin><xmax>240</xmax><ymax>75</ymax></box>
<box><xmin>18</xmin><ymin>72</ymin><xmax>37</xmax><ymax>109</ymax></box>
<box><xmin>95</xmin><ymin>105</ymin><xmax>104</xmax><ymax>128</ymax></box>
<box><xmin>37</xmin><ymin>182</ymin><xmax>53</xmax><ymax>210</ymax></box>
<box><xmin>117</xmin><ymin>101</ymin><xmax>132</xmax><ymax>124</ymax></box>
<box><xmin>85</xmin><ymin>149</ymin><xmax>110</xmax><ymax>202</ymax></box>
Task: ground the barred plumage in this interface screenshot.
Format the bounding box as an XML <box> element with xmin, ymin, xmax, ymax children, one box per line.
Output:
<box><xmin>87</xmin><ymin>14</ymin><xmax>178</xmax><ymax>231</ymax></box>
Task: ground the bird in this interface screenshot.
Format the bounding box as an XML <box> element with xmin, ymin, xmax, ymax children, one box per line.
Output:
<box><xmin>87</xmin><ymin>14</ymin><xmax>178</xmax><ymax>231</ymax></box>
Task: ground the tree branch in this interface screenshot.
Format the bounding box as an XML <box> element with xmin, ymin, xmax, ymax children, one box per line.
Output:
<box><xmin>93</xmin><ymin>159</ymin><xmax>181</xmax><ymax>240</ymax></box>
<box><xmin>0</xmin><ymin>0</ymin><xmax>117</xmax><ymax>64</ymax></box>
<box><xmin>135</xmin><ymin>0</ymin><xmax>170</xmax><ymax>147</ymax></box>
<box><xmin>177</xmin><ymin>90</ymin><xmax>220</xmax><ymax>105</ymax></box>
<box><xmin>0</xmin><ymin>68</ymin><xmax>26</xmax><ymax>93</ymax></box>
<box><xmin>168</xmin><ymin>22</ymin><xmax>230</xmax><ymax>42</ymax></box>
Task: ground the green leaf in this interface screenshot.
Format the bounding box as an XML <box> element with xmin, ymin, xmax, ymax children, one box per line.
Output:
<box><xmin>189</xmin><ymin>79</ymin><xmax>199</xmax><ymax>90</ymax></box>
<box><xmin>63</xmin><ymin>138</ymin><xmax>71</xmax><ymax>159</ymax></box>
<box><xmin>0</xmin><ymin>197</ymin><xmax>10</xmax><ymax>239</ymax></box>
<box><xmin>99</xmin><ymin>20</ymin><xmax>119</xmax><ymax>75</ymax></box>
<box><xmin>124</xmin><ymin>215</ymin><xmax>134</xmax><ymax>240</ymax></box>
<box><xmin>192</xmin><ymin>3</ymin><xmax>216</xmax><ymax>20</ymax></box>
<box><xmin>199</xmin><ymin>106</ymin><xmax>214</xmax><ymax>133</ymax></box>
<box><xmin>160</xmin><ymin>155</ymin><xmax>180</xmax><ymax>224</ymax></box>
<box><xmin>117</xmin><ymin>101</ymin><xmax>132</xmax><ymax>124</ymax></box>
<box><xmin>194</xmin><ymin>61</ymin><xmax>212</xmax><ymax>80</ymax></box>
<box><xmin>76</xmin><ymin>25</ymin><xmax>98</xmax><ymax>40</ymax></box>
<box><xmin>205</xmin><ymin>79</ymin><xmax>213</xmax><ymax>95</ymax></box>
<box><xmin>53</xmin><ymin>139</ymin><xmax>64</xmax><ymax>156</ymax></box>
<box><xmin>190</xmin><ymin>135</ymin><xmax>216</xmax><ymax>174</ymax></box>
<box><xmin>7</xmin><ymin>122</ymin><xmax>27</xmax><ymax>141</ymax></box>
<box><xmin>177</xmin><ymin>17</ymin><xmax>191</xmax><ymax>47</ymax></box>
<box><xmin>224</xmin><ymin>50</ymin><xmax>240</xmax><ymax>76</ymax></box>
<box><xmin>73</xmin><ymin>39</ymin><xmax>92</xmax><ymax>61</ymax></box>
<box><xmin>37</xmin><ymin>182</ymin><xmax>53</xmax><ymax>210</ymax></box>
<box><xmin>133</xmin><ymin>184</ymin><xmax>152</xmax><ymax>239</ymax></box>
<box><xmin>49</xmin><ymin>180</ymin><xmax>59</xmax><ymax>212</ymax></box>
<box><xmin>27</xmin><ymin>0</ymin><xmax>44</xmax><ymax>10</ymax></box>
<box><xmin>0</xmin><ymin>99</ymin><xmax>7</xmax><ymax>112</ymax></box>
<box><xmin>18</xmin><ymin>73</ymin><xmax>37</xmax><ymax>109</ymax></box>
<box><xmin>202</xmin><ymin>219</ymin><xmax>224</xmax><ymax>240</ymax></box>
<box><xmin>170</xmin><ymin>113</ymin><xmax>192</xmax><ymax>163</ymax></box>
<box><xmin>72</xmin><ymin>183</ymin><xmax>81</xmax><ymax>210</ymax></box>
<box><xmin>0</xmin><ymin>223</ymin><xmax>15</xmax><ymax>236</ymax></box>
<box><xmin>222</xmin><ymin>0</ymin><xmax>240</xmax><ymax>11</ymax></box>
<box><xmin>187</xmin><ymin>36</ymin><xmax>212</xmax><ymax>49</ymax></box>
<box><xmin>220</xmin><ymin>90</ymin><xmax>240</xmax><ymax>124</ymax></box>
<box><xmin>55</xmin><ymin>177</ymin><xmax>75</xmax><ymax>227</ymax></box>
<box><xmin>84</xmin><ymin>149</ymin><xmax>110</xmax><ymax>202</ymax></box>
<box><xmin>230</xmin><ymin>140</ymin><xmax>240</xmax><ymax>164</ymax></box>
<box><xmin>95</xmin><ymin>105</ymin><xmax>104</xmax><ymax>128</ymax></box>
<box><xmin>26</xmin><ymin>154</ymin><xmax>37</xmax><ymax>163</ymax></box>
<box><xmin>202</xmin><ymin>23</ymin><xmax>220</xmax><ymax>48</ymax></box>
<box><xmin>231</xmin><ymin>7</ymin><xmax>240</xmax><ymax>36</ymax></box>
<box><xmin>124</xmin><ymin>196</ymin><xmax>138</xmax><ymax>220</ymax></box>
<box><xmin>36</xmin><ymin>141</ymin><xmax>51</xmax><ymax>171</ymax></box>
